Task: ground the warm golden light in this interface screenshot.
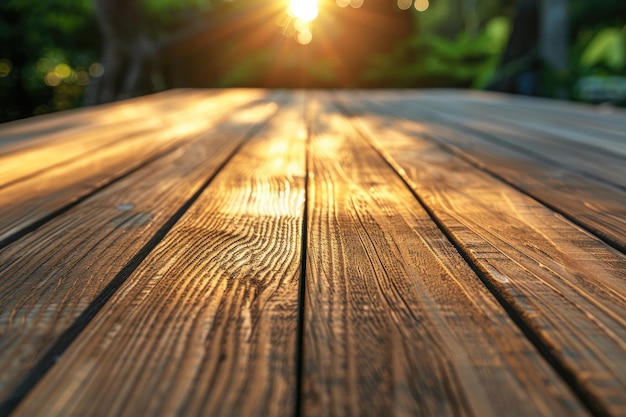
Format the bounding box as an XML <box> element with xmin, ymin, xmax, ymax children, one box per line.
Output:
<box><xmin>288</xmin><ymin>0</ymin><xmax>319</xmax><ymax>22</ymax></box>
<box><xmin>414</xmin><ymin>0</ymin><xmax>429</xmax><ymax>12</ymax></box>
<box><xmin>297</xmin><ymin>29</ymin><xmax>313</xmax><ymax>45</ymax></box>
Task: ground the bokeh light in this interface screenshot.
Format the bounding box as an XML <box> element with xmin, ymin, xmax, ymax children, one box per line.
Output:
<box><xmin>397</xmin><ymin>0</ymin><xmax>412</xmax><ymax>10</ymax></box>
<box><xmin>297</xmin><ymin>29</ymin><xmax>313</xmax><ymax>45</ymax></box>
<box><xmin>294</xmin><ymin>18</ymin><xmax>309</xmax><ymax>32</ymax></box>
<box><xmin>45</xmin><ymin>72</ymin><xmax>62</xmax><ymax>87</ymax></box>
<box><xmin>414</xmin><ymin>0</ymin><xmax>429</xmax><ymax>12</ymax></box>
<box><xmin>89</xmin><ymin>63</ymin><xmax>105</xmax><ymax>77</ymax></box>
<box><xmin>75</xmin><ymin>70</ymin><xmax>90</xmax><ymax>86</ymax></box>
<box><xmin>54</xmin><ymin>63</ymin><xmax>72</xmax><ymax>79</ymax></box>
<box><xmin>0</xmin><ymin>59</ymin><xmax>12</xmax><ymax>77</ymax></box>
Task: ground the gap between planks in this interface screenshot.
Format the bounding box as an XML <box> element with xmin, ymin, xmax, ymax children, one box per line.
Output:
<box><xmin>301</xmin><ymin>94</ymin><xmax>589</xmax><ymax>417</ymax></box>
<box><xmin>2</xmin><ymin>90</ymin><xmax>620</xmax><ymax>414</ymax></box>
<box><xmin>0</xmin><ymin>90</ymin><xmax>277</xmax><ymax>249</ymax></box>
<box><xmin>9</xmin><ymin>95</ymin><xmax>308</xmax><ymax>417</ymax></box>
<box><xmin>340</xmin><ymin>91</ymin><xmax>626</xmax><ymax>255</ymax></box>
<box><xmin>333</xmin><ymin>92</ymin><xmax>626</xmax><ymax>417</ymax></box>
<box><xmin>0</xmin><ymin>93</ymin><xmax>285</xmax><ymax>415</ymax></box>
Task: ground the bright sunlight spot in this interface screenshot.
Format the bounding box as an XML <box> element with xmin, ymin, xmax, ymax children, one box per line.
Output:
<box><xmin>288</xmin><ymin>0</ymin><xmax>319</xmax><ymax>22</ymax></box>
<box><xmin>281</xmin><ymin>0</ymin><xmax>420</xmax><ymax>46</ymax></box>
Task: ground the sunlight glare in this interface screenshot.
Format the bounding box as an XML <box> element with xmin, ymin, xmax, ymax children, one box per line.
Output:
<box><xmin>288</xmin><ymin>0</ymin><xmax>319</xmax><ymax>22</ymax></box>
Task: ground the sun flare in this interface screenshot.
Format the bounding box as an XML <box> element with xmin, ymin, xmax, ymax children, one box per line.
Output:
<box><xmin>288</xmin><ymin>0</ymin><xmax>319</xmax><ymax>22</ymax></box>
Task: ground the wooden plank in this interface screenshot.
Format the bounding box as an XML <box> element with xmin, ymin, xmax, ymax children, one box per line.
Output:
<box><xmin>342</xmin><ymin>95</ymin><xmax>626</xmax><ymax>417</ymax></box>
<box><xmin>0</xmin><ymin>90</ymin><xmax>235</xmax><ymax>186</ymax></box>
<box><xmin>0</xmin><ymin>89</ymin><xmax>266</xmax><ymax>186</ymax></box>
<box><xmin>451</xmin><ymin>98</ymin><xmax>626</xmax><ymax>156</ymax></box>
<box><xmin>0</xmin><ymin>97</ymin><xmax>280</xmax><ymax>411</ymax></box>
<box><xmin>0</xmin><ymin>89</ymin><xmax>195</xmax><ymax>153</ymax></box>
<box><xmin>11</xmin><ymin>97</ymin><xmax>307</xmax><ymax>417</ymax></box>
<box><xmin>302</xmin><ymin>97</ymin><xmax>588</xmax><ymax>417</ymax></box>
<box><xmin>0</xmin><ymin>120</ymin><xmax>164</xmax><ymax>188</ymax></box>
<box><xmin>0</xmin><ymin>89</ymin><xmax>234</xmax><ymax>155</ymax></box>
<box><xmin>386</xmin><ymin>92</ymin><xmax>626</xmax><ymax>188</ymax></box>
<box><xmin>446</xmin><ymin>90</ymin><xmax>626</xmax><ymax>135</ymax></box>
<box><xmin>0</xmin><ymin>89</ymin><xmax>270</xmax><ymax>245</ymax></box>
<box><xmin>339</xmin><ymin>92</ymin><xmax>626</xmax><ymax>252</ymax></box>
<box><xmin>421</xmin><ymin>99</ymin><xmax>626</xmax><ymax>173</ymax></box>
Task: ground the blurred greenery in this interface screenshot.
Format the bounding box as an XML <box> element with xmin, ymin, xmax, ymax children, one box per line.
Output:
<box><xmin>365</xmin><ymin>16</ymin><xmax>511</xmax><ymax>88</ymax></box>
<box><xmin>1</xmin><ymin>0</ymin><xmax>625</xmax><ymax>123</ymax></box>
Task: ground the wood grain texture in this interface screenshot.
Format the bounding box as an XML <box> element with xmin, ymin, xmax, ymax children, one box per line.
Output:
<box><xmin>340</xmin><ymin>92</ymin><xmax>626</xmax><ymax>252</ymax></box>
<box><xmin>441</xmin><ymin>89</ymin><xmax>626</xmax><ymax>137</ymax></box>
<box><xmin>342</xmin><ymin>96</ymin><xmax>626</xmax><ymax>417</ymax></box>
<box><xmin>0</xmin><ymin>97</ymin><xmax>280</xmax><ymax>408</ymax></box>
<box><xmin>0</xmin><ymin>90</ymin><xmax>195</xmax><ymax>184</ymax></box>
<box><xmin>302</xmin><ymin>97</ymin><xmax>588</xmax><ymax>417</ymax></box>
<box><xmin>376</xmin><ymin>91</ymin><xmax>626</xmax><ymax>189</ymax></box>
<box><xmin>0</xmin><ymin>89</ymin><xmax>269</xmax><ymax>244</ymax></box>
<box><xmin>3</xmin><ymin>89</ymin><xmax>625</xmax><ymax>417</ymax></box>
<box><xmin>419</xmin><ymin>101</ymin><xmax>626</xmax><ymax>187</ymax></box>
<box><xmin>0</xmin><ymin>89</ymin><xmax>192</xmax><ymax>154</ymax></box>
<box><xmin>12</xmin><ymin>98</ymin><xmax>307</xmax><ymax>417</ymax></box>
<box><xmin>452</xmin><ymin>99</ymin><xmax>626</xmax><ymax>158</ymax></box>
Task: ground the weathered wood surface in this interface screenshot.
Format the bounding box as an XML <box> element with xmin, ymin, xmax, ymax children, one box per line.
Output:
<box><xmin>419</xmin><ymin>99</ymin><xmax>626</xmax><ymax>188</ymax></box>
<box><xmin>0</xmin><ymin>92</ymin><xmax>281</xmax><ymax>410</ymax></box>
<box><xmin>302</xmin><ymin>98</ymin><xmax>586</xmax><ymax>417</ymax></box>
<box><xmin>10</xmin><ymin>96</ymin><xmax>306</xmax><ymax>417</ymax></box>
<box><xmin>0</xmin><ymin>89</ymin><xmax>624</xmax><ymax>417</ymax></box>
<box><xmin>335</xmin><ymin>92</ymin><xmax>626</xmax><ymax>417</ymax></box>
<box><xmin>339</xmin><ymin>91</ymin><xmax>626</xmax><ymax>253</ymax></box>
<box><xmin>0</xmin><ymin>89</ymin><xmax>269</xmax><ymax>246</ymax></box>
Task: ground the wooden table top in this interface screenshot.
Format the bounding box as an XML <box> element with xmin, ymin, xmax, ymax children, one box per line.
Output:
<box><xmin>0</xmin><ymin>89</ymin><xmax>624</xmax><ymax>417</ymax></box>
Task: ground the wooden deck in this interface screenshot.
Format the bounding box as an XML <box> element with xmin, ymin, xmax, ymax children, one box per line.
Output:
<box><xmin>0</xmin><ymin>89</ymin><xmax>624</xmax><ymax>417</ymax></box>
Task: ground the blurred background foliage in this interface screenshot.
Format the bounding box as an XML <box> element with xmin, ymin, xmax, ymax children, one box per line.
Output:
<box><xmin>1</xmin><ymin>0</ymin><xmax>625</xmax><ymax>123</ymax></box>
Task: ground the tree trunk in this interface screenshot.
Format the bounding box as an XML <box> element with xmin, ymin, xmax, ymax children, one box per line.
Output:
<box><xmin>539</xmin><ymin>0</ymin><xmax>569</xmax><ymax>97</ymax></box>
<box><xmin>490</xmin><ymin>0</ymin><xmax>569</xmax><ymax>97</ymax></box>
<box><xmin>490</xmin><ymin>0</ymin><xmax>541</xmax><ymax>95</ymax></box>
<box><xmin>85</xmin><ymin>0</ymin><xmax>164</xmax><ymax>105</ymax></box>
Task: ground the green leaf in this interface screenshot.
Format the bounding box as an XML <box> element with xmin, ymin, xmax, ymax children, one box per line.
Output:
<box><xmin>580</xmin><ymin>27</ymin><xmax>625</xmax><ymax>69</ymax></box>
